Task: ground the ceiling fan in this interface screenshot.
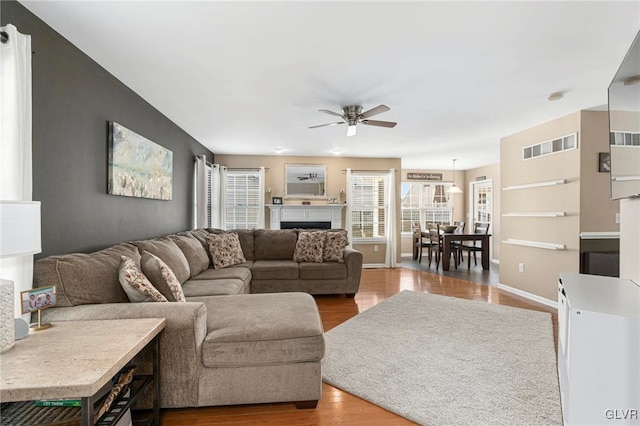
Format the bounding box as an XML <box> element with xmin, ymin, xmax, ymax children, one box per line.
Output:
<box><xmin>309</xmin><ymin>104</ymin><xmax>397</xmax><ymax>137</ymax></box>
<box><xmin>297</xmin><ymin>173</ymin><xmax>319</xmax><ymax>181</ymax></box>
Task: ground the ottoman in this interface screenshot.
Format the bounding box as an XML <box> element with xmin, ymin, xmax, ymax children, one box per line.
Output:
<box><xmin>196</xmin><ymin>292</ymin><xmax>325</xmax><ymax>408</ymax></box>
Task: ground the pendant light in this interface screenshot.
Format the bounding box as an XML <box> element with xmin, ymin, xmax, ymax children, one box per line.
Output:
<box><xmin>448</xmin><ymin>159</ymin><xmax>463</xmax><ymax>194</ymax></box>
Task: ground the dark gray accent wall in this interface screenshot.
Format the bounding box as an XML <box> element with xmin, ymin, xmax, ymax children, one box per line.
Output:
<box><xmin>2</xmin><ymin>1</ymin><xmax>213</xmax><ymax>257</ymax></box>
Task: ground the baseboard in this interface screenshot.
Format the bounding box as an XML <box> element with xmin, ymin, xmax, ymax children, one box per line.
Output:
<box><xmin>363</xmin><ymin>263</ymin><xmax>388</xmax><ymax>269</ymax></box>
<box><xmin>497</xmin><ymin>283</ymin><xmax>557</xmax><ymax>309</ymax></box>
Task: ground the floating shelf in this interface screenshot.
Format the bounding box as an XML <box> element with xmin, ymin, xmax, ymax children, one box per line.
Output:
<box><xmin>503</xmin><ymin>212</ymin><xmax>567</xmax><ymax>217</ymax></box>
<box><xmin>579</xmin><ymin>232</ymin><xmax>620</xmax><ymax>240</ymax></box>
<box><xmin>611</xmin><ymin>176</ymin><xmax>640</xmax><ymax>182</ymax></box>
<box><xmin>502</xmin><ymin>239</ymin><xmax>566</xmax><ymax>250</ymax></box>
<box><xmin>502</xmin><ymin>179</ymin><xmax>566</xmax><ymax>191</ymax></box>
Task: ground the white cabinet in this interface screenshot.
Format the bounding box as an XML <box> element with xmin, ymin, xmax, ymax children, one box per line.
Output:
<box><xmin>558</xmin><ymin>273</ymin><xmax>640</xmax><ymax>426</ymax></box>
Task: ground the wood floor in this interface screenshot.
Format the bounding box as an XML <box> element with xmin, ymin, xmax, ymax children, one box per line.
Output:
<box><xmin>158</xmin><ymin>267</ymin><xmax>558</xmax><ymax>425</ymax></box>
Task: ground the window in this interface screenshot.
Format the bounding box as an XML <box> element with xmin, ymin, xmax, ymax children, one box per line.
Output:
<box><xmin>400</xmin><ymin>182</ymin><xmax>453</xmax><ymax>233</ymax></box>
<box><xmin>522</xmin><ymin>133</ymin><xmax>577</xmax><ymax>160</ymax></box>
<box><xmin>350</xmin><ymin>174</ymin><xmax>388</xmax><ymax>240</ymax></box>
<box><xmin>225</xmin><ymin>171</ymin><xmax>260</xmax><ymax>230</ymax></box>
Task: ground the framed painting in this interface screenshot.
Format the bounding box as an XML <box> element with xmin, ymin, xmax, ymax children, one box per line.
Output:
<box><xmin>108</xmin><ymin>122</ymin><xmax>173</xmax><ymax>200</ymax></box>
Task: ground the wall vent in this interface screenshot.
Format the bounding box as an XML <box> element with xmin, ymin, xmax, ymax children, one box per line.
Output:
<box><xmin>522</xmin><ymin>133</ymin><xmax>577</xmax><ymax>160</ymax></box>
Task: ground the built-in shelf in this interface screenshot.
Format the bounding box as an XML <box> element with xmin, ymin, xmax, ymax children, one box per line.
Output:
<box><xmin>502</xmin><ymin>179</ymin><xmax>566</xmax><ymax>191</ymax></box>
<box><xmin>579</xmin><ymin>232</ymin><xmax>620</xmax><ymax>240</ymax></box>
<box><xmin>502</xmin><ymin>238</ymin><xmax>566</xmax><ymax>250</ymax></box>
<box><xmin>503</xmin><ymin>212</ymin><xmax>567</xmax><ymax>217</ymax></box>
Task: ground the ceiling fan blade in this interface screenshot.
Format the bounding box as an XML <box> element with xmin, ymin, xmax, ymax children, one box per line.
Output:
<box><xmin>309</xmin><ymin>122</ymin><xmax>345</xmax><ymax>129</ymax></box>
<box><xmin>319</xmin><ymin>109</ymin><xmax>345</xmax><ymax>119</ymax></box>
<box><xmin>361</xmin><ymin>119</ymin><xmax>397</xmax><ymax>128</ymax></box>
<box><xmin>360</xmin><ymin>104</ymin><xmax>390</xmax><ymax>119</ymax></box>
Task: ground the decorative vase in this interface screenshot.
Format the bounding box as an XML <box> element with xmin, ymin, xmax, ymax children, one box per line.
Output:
<box><xmin>0</xmin><ymin>279</ymin><xmax>16</xmax><ymax>353</ymax></box>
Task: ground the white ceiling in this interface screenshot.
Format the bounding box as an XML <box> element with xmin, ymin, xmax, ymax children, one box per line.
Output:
<box><xmin>19</xmin><ymin>1</ymin><xmax>640</xmax><ymax>170</ymax></box>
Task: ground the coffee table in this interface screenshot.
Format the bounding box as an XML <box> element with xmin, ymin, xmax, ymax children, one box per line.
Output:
<box><xmin>0</xmin><ymin>318</ymin><xmax>166</xmax><ymax>425</ymax></box>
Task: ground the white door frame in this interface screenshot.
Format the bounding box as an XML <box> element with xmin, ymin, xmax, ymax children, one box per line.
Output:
<box><xmin>467</xmin><ymin>179</ymin><xmax>493</xmax><ymax>260</ymax></box>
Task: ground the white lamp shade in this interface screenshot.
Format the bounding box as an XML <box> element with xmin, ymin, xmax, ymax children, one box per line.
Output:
<box><xmin>0</xmin><ymin>201</ymin><xmax>42</xmax><ymax>258</ymax></box>
<box><xmin>448</xmin><ymin>184</ymin><xmax>463</xmax><ymax>194</ymax></box>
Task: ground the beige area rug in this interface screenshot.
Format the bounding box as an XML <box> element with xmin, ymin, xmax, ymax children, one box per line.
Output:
<box><xmin>322</xmin><ymin>290</ymin><xmax>562</xmax><ymax>425</ymax></box>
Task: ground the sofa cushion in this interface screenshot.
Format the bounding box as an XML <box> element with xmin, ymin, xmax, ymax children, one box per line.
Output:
<box><xmin>118</xmin><ymin>256</ymin><xmax>168</xmax><ymax>303</ymax></box>
<box><xmin>169</xmin><ymin>233</ymin><xmax>210</xmax><ymax>278</ymax></box>
<box><xmin>189</xmin><ymin>229</ymin><xmax>214</xmax><ymax>265</ymax></box>
<box><xmin>207</xmin><ymin>232</ymin><xmax>246</xmax><ymax>269</ymax></box>
<box><xmin>182</xmin><ymin>278</ymin><xmax>248</xmax><ymax>297</ymax></box>
<box><xmin>293</xmin><ymin>231</ymin><xmax>325</xmax><ymax>263</ymax></box>
<box><xmin>202</xmin><ymin>293</ymin><xmax>324</xmax><ymax>367</ymax></box>
<box><xmin>140</xmin><ymin>252</ymin><xmax>186</xmax><ymax>302</ymax></box>
<box><xmin>190</xmin><ymin>267</ymin><xmax>252</xmax><ymax>283</ymax></box>
<box><xmin>299</xmin><ymin>262</ymin><xmax>347</xmax><ymax>280</ymax></box>
<box><xmin>251</xmin><ymin>260</ymin><xmax>299</xmax><ymax>280</ymax></box>
<box><xmin>133</xmin><ymin>237</ymin><xmax>191</xmax><ymax>284</ymax></box>
<box><xmin>230</xmin><ymin>229</ymin><xmax>255</xmax><ymax>261</ymax></box>
<box><xmin>323</xmin><ymin>230</ymin><xmax>348</xmax><ymax>262</ymax></box>
<box><xmin>33</xmin><ymin>243</ymin><xmax>140</xmax><ymax>307</ymax></box>
<box><xmin>254</xmin><ymin>229</ymin><xmax>297</xmax><ymax>260</ymax></box>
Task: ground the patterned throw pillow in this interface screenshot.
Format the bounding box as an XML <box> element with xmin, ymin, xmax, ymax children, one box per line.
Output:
<box><xmin>293</xmin><ymin>231</ymin><xmax>325</xmax><ymax>263</ymax></box>
<box><xmin>207</xmin><ymin>232</ymin><xmax>247</xmax><ymax>269</ymax></box>
<box><xmin>118</xmin><ymin>256</ymin><xmax>168</xmax><ymax>303</ymax></box>
<box><xmin>140</xmin><ymin>252</ymin><xmax>186</xmax><ymax>302</ymax></box>
<box><xmin>323</xmin><ymin>230</ymin><xmax>348</xmax><ymax>262</ymax></box>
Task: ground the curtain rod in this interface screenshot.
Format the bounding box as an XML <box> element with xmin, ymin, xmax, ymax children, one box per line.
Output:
<box><xmin>341</xmin><ymin>169</ymin><xmax>399</xmax><ymax>173</ymax></box>
<box><xmin>1</xmin><ymin>31</ymin><xmax>8</xmax><ymax>44</ymax></box>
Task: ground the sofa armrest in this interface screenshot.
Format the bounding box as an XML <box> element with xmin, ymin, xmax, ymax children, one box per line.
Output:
<box><xmin>42</xmin><ymin>302</ymin><xmax>207</xmax><ymax>408</ymax></box>
<box><xmin>344</xmin><ymin>247</ymin><xmax>363</xmax><ymax>295</ymax></box>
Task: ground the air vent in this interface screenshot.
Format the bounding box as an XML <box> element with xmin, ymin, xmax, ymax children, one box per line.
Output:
<box><xmin>522</xmin><ymin>133</ymin><xmax>577</xmax><ymax>160</ymax></box>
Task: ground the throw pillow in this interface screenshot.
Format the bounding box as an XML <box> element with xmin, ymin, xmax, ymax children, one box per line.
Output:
<box><xmin>293</xmin><ymin>231</ymin><xmax>325</xmax><ymax>263</ymax></box>
<box><xmin>323</xmin><ymin>230</ymin><xmax>348</xmax><ymax>262</ymax></box>
<box><xmin>118</xmin><ymin>256</ymin><xmax>168</xmax><ymax>303</ymax></box>
<box><xmin>207</xmin><ymin>232</ymin><xmax>247</xmax><ymax>269</ymax></box>
<box><xmin>140</xmin><ymin>252</ymin><xmax>186</xmax><ymax>302</ymax></box>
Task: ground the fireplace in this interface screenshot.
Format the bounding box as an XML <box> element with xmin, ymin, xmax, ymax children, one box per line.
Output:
<box><xmin>280</xmin><ymin>221</ymin><xmax>332</xmax><ymax>230</ymax></box>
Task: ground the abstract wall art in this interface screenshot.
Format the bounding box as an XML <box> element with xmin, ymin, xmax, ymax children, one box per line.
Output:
<box><xmin>108</xmin><ymin>121</ymin><xmax>173</xmax><ymax>200</ymax></box>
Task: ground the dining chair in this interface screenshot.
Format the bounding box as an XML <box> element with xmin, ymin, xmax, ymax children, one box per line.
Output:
<box><xmin>459</xmin><ymin>222</ymin><xmax>490</xmax><ymax>269</ymax></box>
<box><xmin>413</xmin><ymin>222</ymin><xmax>432</xmax><ymax>263</ymax></box>
<box><xmin>450</xmin><ymin>221</ymin><xmax>465</xmax><ymax>264</ymax></box>
<box><xmin>427</xmin><ymin>225</ymin><xmax>442</xmax><ymax>269</ymax></box>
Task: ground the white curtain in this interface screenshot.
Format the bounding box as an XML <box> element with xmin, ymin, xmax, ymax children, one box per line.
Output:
<box><xmin>257</xmin><ymin>166</ymin><xmax>266</xmax><ymax>229</ymax></box>
<box><xmin>0</xmin><ymin>24</ymin><xmax>33</xmax><ymax>317</ymax></box>
<box><xmin>193</xmin><ymin>155</ymin><xmax>207</xmax><ymax>229</ymax></box>
<box><xmin>210</xmin><ymin>164</ymin><xmax>221</xmax><ymax>229</ymax></box>
<box><xmin>345</xmin><ymin>168</ymin><xmax>353</xmax><ymax>247</ymax></box>
<box><xmin>218</xmin><ymin>166</ymin><xmax>228</xmax><ymax>230</ymax></box>
<box><xmin>385</xmin><ymin>168</ymin><xmax>398</xmax><ymax>268</ymax></box>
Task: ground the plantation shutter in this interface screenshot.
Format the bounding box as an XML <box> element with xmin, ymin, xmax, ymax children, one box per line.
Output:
<box><xmin>225</xmin><ymin>171</ymin><xmax>260</xmax><ymax>230</ymax></box>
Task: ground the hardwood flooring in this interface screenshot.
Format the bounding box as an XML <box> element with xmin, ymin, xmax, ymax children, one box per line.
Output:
<box><xmin>158</xmin><ymin>268</ymin><xmax>557</xmax><ymax>425</ymax></box>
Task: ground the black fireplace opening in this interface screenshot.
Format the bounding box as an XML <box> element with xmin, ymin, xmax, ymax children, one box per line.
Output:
<box><xmin>280</xmin><ymin>221</ymin><xmax>331</xmax><ymax>230</ymax></box>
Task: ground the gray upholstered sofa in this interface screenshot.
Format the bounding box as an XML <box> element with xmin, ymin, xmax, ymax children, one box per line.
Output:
<box><xmin>33</xmin><ymin>228</ymin><xmax>363</xmax><ymax>409</ymax></box>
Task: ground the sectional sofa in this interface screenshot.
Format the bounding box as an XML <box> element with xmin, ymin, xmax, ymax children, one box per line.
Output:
<box><xmin>33</xmin><ymin>228</ymin><xmax>363</xmax><ymax>409</ymax></box>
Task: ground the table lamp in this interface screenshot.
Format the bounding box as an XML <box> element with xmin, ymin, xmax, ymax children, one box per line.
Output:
<box><xmin>0</xmin><ymin>200</ymin><xmax>42</xmax><ymax>353</ymax></box>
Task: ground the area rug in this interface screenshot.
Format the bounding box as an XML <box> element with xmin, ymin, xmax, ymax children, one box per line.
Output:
<box><xmin>322</xmin><ymin>290</ymin><xmax>562</xmax><ymax>425</ymax></box>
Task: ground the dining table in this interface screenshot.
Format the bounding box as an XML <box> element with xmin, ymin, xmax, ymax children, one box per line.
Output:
<box><xmin>440</xmin><ymin>232</ymin><xmax>491</xmax><ymax>271</ymax></box>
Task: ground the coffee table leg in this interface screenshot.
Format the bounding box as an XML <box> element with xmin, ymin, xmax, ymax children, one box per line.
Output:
<box><xmin>153</xmin><ymin>335</ymin><xmax>160</xmax><ymax>426</ymax></box>
<box><xmin>81</xmin><ymin>396</ymin><xmax>92</xmax><ymax>426</ymax></box>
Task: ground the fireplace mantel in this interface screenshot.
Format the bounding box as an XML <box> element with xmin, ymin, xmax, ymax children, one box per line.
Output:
<box><xmin>266</xmin><ymin>204</ymin><xmax>344</xmax><ymax>230</ymax></box>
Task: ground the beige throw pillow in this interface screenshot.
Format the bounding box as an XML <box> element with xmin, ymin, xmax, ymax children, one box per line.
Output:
<box><xmin>207</xmin><ymin>232</ymin><xmax>247</xmax><ymax>269</ymax></box>
<box><xmin>323</xmin><ymin>230</ymin><xmax>348</xmax><ymax>262</ymax></box>
<box><xmin>293</xmin><ymin>231</ymin><xmax>325</xmax><ymax>263</ymax></box>
<box><xmin>140</xmin><ymin>252</ymin><xmax>186</xmax><ymax>302</ymax></box>
<box><xmin>118</xmin><ymin>256</ymin><xmax>168</xmax><ymax>303</ymax></box>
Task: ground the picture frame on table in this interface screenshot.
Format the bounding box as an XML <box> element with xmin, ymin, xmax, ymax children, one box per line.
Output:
<box><xmin>272</xmin><ymin>196</ymin><xmax>283</xmax><ymax>205</ymax></box>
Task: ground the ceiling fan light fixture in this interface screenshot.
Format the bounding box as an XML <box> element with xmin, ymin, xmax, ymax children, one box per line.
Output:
<box><xmin>347</xmin><ymin>124</ymin><xmax>357</xmax><ymax>137</ymax></box>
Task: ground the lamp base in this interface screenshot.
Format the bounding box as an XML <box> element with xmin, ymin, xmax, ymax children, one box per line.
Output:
<box><xmin>0</xmin><ymin>279</ymin><xmax>15</xmax><ymax>353</ymax></box>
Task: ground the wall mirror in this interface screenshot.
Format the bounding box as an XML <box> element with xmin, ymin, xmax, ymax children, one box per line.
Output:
<box><xmin>608</xmin><ymin>30</ymin><xmax>640</xmax><ymax>199</ymax></box>
<box><xmin>285</xmin><ymin>164</ymin><xmax>327</xmax><ymax>198</ymax></box>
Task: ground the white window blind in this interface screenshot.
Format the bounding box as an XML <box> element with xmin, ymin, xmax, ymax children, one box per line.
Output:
<box><xmin>400</xmin><ymin>182</ymin><xmax>453</xmax><ymax>232</ymax></box>
<box><xmin>350</xmin><ymin>174</ymin><xmax>387</xmax><ymax>239</ymax></box>
<box><xmin>225</xmin><ymin>171</ymin><xmax>260</xmax><ymax>230</ymax></box>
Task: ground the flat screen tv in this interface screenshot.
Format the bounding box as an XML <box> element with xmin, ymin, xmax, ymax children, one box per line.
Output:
<box><xmin>608</xmin><ymin>30</ymin><xmax>640</xmax><ymax>200</ymax></box>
